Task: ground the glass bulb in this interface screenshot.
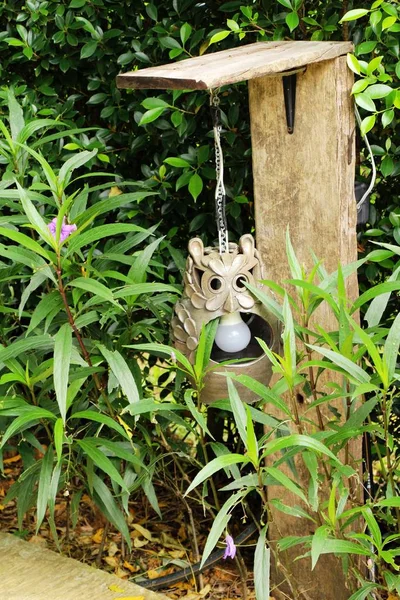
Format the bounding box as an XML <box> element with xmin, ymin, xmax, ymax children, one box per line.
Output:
<box><xmin>215</xmin><ymin>312</ymin><xmax>251</xmax><ymax>354</ymax></box>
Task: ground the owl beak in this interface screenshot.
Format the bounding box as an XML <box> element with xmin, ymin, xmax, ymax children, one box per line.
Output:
<box><xmin>223</xmin><ymin>293</ymin><xmax>237</xmax><ymax>313</ymax></box>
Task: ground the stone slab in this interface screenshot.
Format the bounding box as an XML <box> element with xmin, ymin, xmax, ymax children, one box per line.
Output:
<box><xmin>0</xmin><ymin>532</ymin><xmax>169</xmax><ymax>600</ymax></box>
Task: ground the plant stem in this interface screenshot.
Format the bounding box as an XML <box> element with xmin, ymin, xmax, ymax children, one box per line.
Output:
<box><xmin>56</xmin><ymin>256</ymin><xmax>114</xmax><ymax>416</ymax></box>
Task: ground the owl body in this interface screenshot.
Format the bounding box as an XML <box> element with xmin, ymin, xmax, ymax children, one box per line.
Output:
<box><xmin>171</xmin><ymin>234</ymin><xmax>280</xmax><ymax>403</ymax></box>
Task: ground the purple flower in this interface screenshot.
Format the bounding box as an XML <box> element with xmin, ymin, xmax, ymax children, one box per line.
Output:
<box><xmin>223</xmin><ymin>535</ymin><xmax>236</xmax><ymax>560</ymax></box>
<box><xmin>48</xmin><ymin>217</ymin><xmax>77</xmax><ymax>242</ymax></box>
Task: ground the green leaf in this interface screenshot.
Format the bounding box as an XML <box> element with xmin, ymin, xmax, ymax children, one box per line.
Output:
<box><xmin>28</xmin><ymin>292</ymin><xmax>63</xmax><ymax>334</ymax></box>
<box><xmin>70</xmin><ymin>410</ymin><xmax>130</xmax><ymax>439</ymax></box>
<box><xmin>98</xmin><ymin>345</ymin><xmax>140</xmax><ymax>405</ymax></box>
<box><xmin>266</xmin><ymin>466</ymin><xmax>308</xmax><ymax>504</ymax></box>
<box><xmin>0</xmin><ymin>335</ymin><xmax>53</xmax><ymax>363</ymax></box>
<box><xmin>262</xmin><ymin>434</ymin><xmax>340</xmax><ymax>463</ymax></box>
<box><xmin>164</xmin><ymin>157</ymin><xmax>191</xmax><ymax>167</ymax></box>
<box><xmin>352</xmin><ymin>281</ymin><xmax>400</xmax><ymax>313</ymax></box>
<box><xmin>376</xmin><ymin>497</ymin><xmax>400</xmax><ymax>508</ymax></box>
<box><xmin>311</xmin><ymin>525</ymin><xmax>329</xmax><ymax>569</ymax></box>
<box><xmin>54</xmin><ymin>324</ymin><xmax>72</xmax><ymax>423</ymax></box>
<box><xmin>362</xmin><ymin>507</ymin><xmax>382</xmax><ymax>549</ymax></box>
<box><xmin>114</xmin><ymin>283</ymin><xmax>179</xmax><ymax>299</ymax></box>
<box><xmin>66</xmin><ymin>223</ymin><xmax>146</xmax><ymax>255</ymax></box>
<box><xmin>142</xmin><ymin>97</ymin><xmax>170</xmax><ymax>110</ymax></box>
<box><xmin>307</xmin><ymin>344</ymin><xmax>370</xmax><ymax>383</ymax></box>
<box><xmin>80</xmin><ymin>40</ymin><xmax>98</xmax><ymax>59</ymax></box>
<box><xmin>68</xmin><ymin>277</ymin><xmax>115</xmax><ymax>304</ymax></box>
<box><xmin>365</xmin><ymin>84</ymin><xmax>394</xmax><ymax>99</ymax></box>
<box><xmin>1</xmin><ymin>408</ymin><xmax>56</xmax><ymax>449</ymax></box>
<box><xmin>200</xmin><ymin>492</ymin><xmax>243</xmax><ymax>568</ymax></box>
<box><xmin>277</xmin><ymin>0</ymin><xmax>292</xmax><ymax>8</ymax></box>
<box><xmin>53</xmin><ymin>418</ymin><xmax>64</xmax><ymax>464</ymax></box>
<box><xmin>223</xmin><ymin>373</ymin><xmax>291</xmax><ymax>417</ymax></box>
<box><xmin>227</xmin><ymin>378</ymin><xmax>247</xmax><ymax>449</ymax></box>
<box><xmin>15</xmin><ymin>182</ymin><xmax>55</xmax><ymax>246</ymax></box>
<box><xmin>348</xmin><ymin>584</ymin><xmax>380</xmax><ymax>600</ymax></box>
<box><xmin>126</xmin><ymin>342</ymin><xmax>193</xmax><ymax>375</ymax></box>
<box><xmin>36</xmin><ymin>445</ymin><xmax>54</xmax><ymax>531</ymax></box>
<box><xmin>86</xmin><ymin>438</ymin><xmax>145</xmax><ymax>470</ymax></box>
<box><xmin>282</xmin><ymin>294</ymin><xmax>296</xmax><ymax>383</ymax></box>
<box><xmin>314</xmin><ymin>535</ymin><xmax>371</xmax><ymax>567</ymax></box>
<box><xmin>382</xmin><ymin>15</ymin><xmax>396</xmax><ymax>30</ymax></box>
<box><xmin>7</xmin><ymin>89</ymin><xmax>24</xmax><ymax>141</ymax></box>
<box><xmin>341</xmin><ymin>9</ymin><xmax>369</xmax><ymax>22</ymax></box>
<box><xmin>382</xmin><ymin>109</ymin><xmax>394</xmax><ymax>128</ymax></box>
<box><xmin>383</xmin><ymin>312</ymin><xmax>400</xmax><ymax>382</ymax></box>
<box><xmin>184</xmin><ymin>454</ymin><xmax>248</xmax><ymax>496</ymax></box>
<box><xmin>286</xmin><ymin>228</ymin><xmax>302</xmax><ymax>280</ymax></box>
<box><xmin>184</xmin><ymin>390</ymin><xmax>213</xmax><ymax>438</ymax></box>
<box><xmin>77</xmin><ymin>439</ymin><xmax>128</xmax><ymax>491</ymax></box>
<box><xmin>92</xmin><ymin>474</ymin><xmax>131</xmax><ymax>549</ymax></box>
<box><xmin>254</xmin><ymin>526</ymin><xmax>270</xmax><ymax>600</ymax></box>
<box><xmin>286</xmin><ymin>11</ymin><xmax>299</xmax><ymax>32</ymax></box>
<box><xmin>347</xmin><ymin>54</ymin><xmax>361</xmax><ymax>75</ymax></box>
<box><xmin>180</xmin><ymin>22</ymin><xmax>192</xmax><ymax>45</ymax></box>
<box><xmin>355</xmin><ymin>93</ymin><xmax>376</xmax><ymax>112</ymax></box>
<box><xmin>139</xmin><ymin>107</ymin><xmax>166</xmax><ymax>125</ymax></box>
<box><xmin>58</xmin><ymin>149</ymin><xmax>97</xmax><ymax>186</ymax></box>
<box><xmin>209</xmin><ymin>30</ymin><xmax>231</xmax><ymax>44</ymax></box>
<box><xmin>360</xmin><ymin>115</ymin><xmax>376</xmax><ymax>136</ymax></box>
<box><xmin>188</xmin><ymin>173</ymin><xmax>203</xmax><ymax>201</ymax></box>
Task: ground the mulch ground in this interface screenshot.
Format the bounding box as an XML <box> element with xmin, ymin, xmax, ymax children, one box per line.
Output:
<box><xmin>0</xmin><ymin>453</ymin><xmax>257</xmax><ymax>600</ymax></box>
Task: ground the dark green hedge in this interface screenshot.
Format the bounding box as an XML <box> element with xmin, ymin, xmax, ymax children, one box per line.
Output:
<box><xmin>1</xmin><ymin>0</ymin><xmax>399</xmax><ymax>280</ymax></box>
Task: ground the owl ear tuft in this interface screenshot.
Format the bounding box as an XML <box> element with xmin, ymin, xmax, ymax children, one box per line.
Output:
<box><xmin>239</xmin><ymin>234</ymin><xmax>255</xmax><ymax>258</ymax></box>
<box><xmin>188</xmin><ymin>237</ymin><xmax>204</xmax><ymax>266</ymax></box>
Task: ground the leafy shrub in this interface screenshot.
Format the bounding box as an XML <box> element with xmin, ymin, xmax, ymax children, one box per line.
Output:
<box><xmin>1</xmin><ymin>0</ymin><xmax>397</xmax><ymax>260</ymax></box>
<box><xmin>145</xmin><ymin>232</ymin><xmax>400</xmax><ymax>600</ymax></box>
<box><xmin>0</xmin><ymin>93</ymin><xmax>182</xmax><ymax>539</ymax></box>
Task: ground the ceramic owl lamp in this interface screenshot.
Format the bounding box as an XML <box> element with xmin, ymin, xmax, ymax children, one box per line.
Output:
<box><xmin>171</xmin><ymin>234</ymin><xmax>280</xmax><ymax>404</ymax></box>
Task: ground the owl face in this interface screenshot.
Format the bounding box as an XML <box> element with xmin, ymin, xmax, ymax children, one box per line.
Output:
<box><xmin>184</xmin><ymin>234</ymin><xmax>263</xmax><ymax>315</ymax></box>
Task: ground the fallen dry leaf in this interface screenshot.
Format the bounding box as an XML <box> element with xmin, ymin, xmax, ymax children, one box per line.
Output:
<box><xmin>147</xmin><ymin>568</ymin><xmax>162</xmax><ymax>580</ymax></box>
<box><xmin>104</xmin><ymin>556</ymin><xmax>119</xmax><ymax>568</ymax></box>
<box><xmin>109</xmin><ymin>186</ymin><xmax>123</xmax><ymax>197</ymax></box>
<box><xmin>133</xmin><ymin>537</ymin><xmax>149</xmax><ymax>548</ymax></box>
<box><xmin>115</xmin><ymin>567</ymin><xmax>129</xmax><ymax>579</ymax></box>
<box><xmin>132</xmin><ymin>523</ymin><xmax>153</xmax><ymax>541</ymax></box>
<box><xmin>199</xmin><ymin>585</ymin><xmax>211</xmax><ymax>597</ymax></box>
<box><xmin>108</xmin><ymin>541</ymin><xmax>119</xmax><ymax>557</ymax></box>
<box><xmin>108</xmin><ymin>584</ymin><xmax>125</xmax><ymax>593</ymax></box>
<box><xmin>123</xmin><ymin>561</ymin><xmax>139</xmax><ymax>573</ymax></box>
<box><xmin>114</xmin><ymin>597</ymin><xmax>144</xmax><ymax>600</ymax></box>
<box><xmin>3</xmin><ymin>455</ymin><xmax>21</xmax><ymax>464</ymax></box>
<box><xmin>92</xmin><ymin>528</ymin><xmax>104</xmax><ymax>544</ymax></box>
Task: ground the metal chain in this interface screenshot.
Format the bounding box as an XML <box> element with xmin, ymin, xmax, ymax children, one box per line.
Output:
<box><xmin>210</xmin><ymin>92</ymin><xmax>228</xmax><ymax>254</ymax></box>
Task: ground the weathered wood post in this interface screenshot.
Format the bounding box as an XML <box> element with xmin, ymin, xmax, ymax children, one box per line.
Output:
<box><xmin>117</xmin><ymin>41</ymin><xmax>359</xmax><ymax>600</ymax></box>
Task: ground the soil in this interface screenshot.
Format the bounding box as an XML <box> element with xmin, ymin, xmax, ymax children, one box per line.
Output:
<box><xmin>0</xmin><ymin>453</ymin><xmax>257</xmax><ymax>600</ymax></box>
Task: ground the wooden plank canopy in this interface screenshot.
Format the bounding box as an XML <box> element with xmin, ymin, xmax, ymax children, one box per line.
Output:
<box><xmin>116</xmin><ymin>40</ymin><xmax>352</xmax><ymax>90</ymax></box>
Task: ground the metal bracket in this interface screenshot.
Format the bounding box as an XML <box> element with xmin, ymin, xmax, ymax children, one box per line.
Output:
<box><xmin>282</xmin><ymin>73</ymin><xmax>297</xmax><ymax>134</ymax></box>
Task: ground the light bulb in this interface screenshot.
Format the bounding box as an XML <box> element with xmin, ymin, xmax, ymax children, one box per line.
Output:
<box><xmin>215</xmin><ymin>312</ymin><xmax>251</xmax><ymax>354</ymax></box>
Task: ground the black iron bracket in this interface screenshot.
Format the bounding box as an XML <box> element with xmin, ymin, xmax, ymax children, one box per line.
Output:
<box><xmin>282</xmin><ymin>73</ymin><xmax>297</xmax><ymax>134</ymax></box>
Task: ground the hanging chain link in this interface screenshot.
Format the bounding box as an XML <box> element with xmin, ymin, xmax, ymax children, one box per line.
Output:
<box><xmin>210</xmin><ymin>92</ymin><xmax>228</xmax><ymax>254</ymax></box>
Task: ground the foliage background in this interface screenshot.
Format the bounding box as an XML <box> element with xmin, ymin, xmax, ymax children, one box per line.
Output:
<box><xmin>1</xmin><ymin>0</ymin><xmax>397</xmax><ymax>259</ymax></box>
<box><xmin>0</xmin><ymin>1</ymin><xmax>399</xmax><ymax>593</ymax></box>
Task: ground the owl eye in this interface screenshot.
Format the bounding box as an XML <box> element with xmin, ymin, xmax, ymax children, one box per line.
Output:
<box><xmin>233</xmin><ymin>274</ymin><xmax>248</xmax><ymax>291</ymax></box>
<box><xmin>208</xmin><ymin>276</ymin><xmax>224</xmax><ymax>292</ymax></box>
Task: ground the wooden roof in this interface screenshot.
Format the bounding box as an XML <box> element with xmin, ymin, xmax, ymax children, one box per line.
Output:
<box><xmin>116</xmin><ymin>41</ymin><xmax>352</xmax><ymax>90</ymax></box>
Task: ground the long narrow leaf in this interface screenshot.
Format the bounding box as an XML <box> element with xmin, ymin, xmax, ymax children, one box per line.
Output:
<box><xmin>254</xmin><ymin>526</ymin><xmax>270</xmax><ymax>600</ymax></box>
<box><xmin>99</xmin><ymin>345</ymin><xmax>140</xmax><ymax>405</ymax></box>
<box><xmin>54</xmin><ymin>324</ymin><xmax>72</xmax><ymax>423</ymax></box>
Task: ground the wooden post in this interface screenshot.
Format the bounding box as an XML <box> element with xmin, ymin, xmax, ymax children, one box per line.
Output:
<box><xmin>117</xmin><ymin>42</ymin><xmax>359</xmax><ymax>600</ymax></box>
<box><xmin>249</xmin><ymin>56</ymin><xmax>358</xmax><ymax>600</ymax></box>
